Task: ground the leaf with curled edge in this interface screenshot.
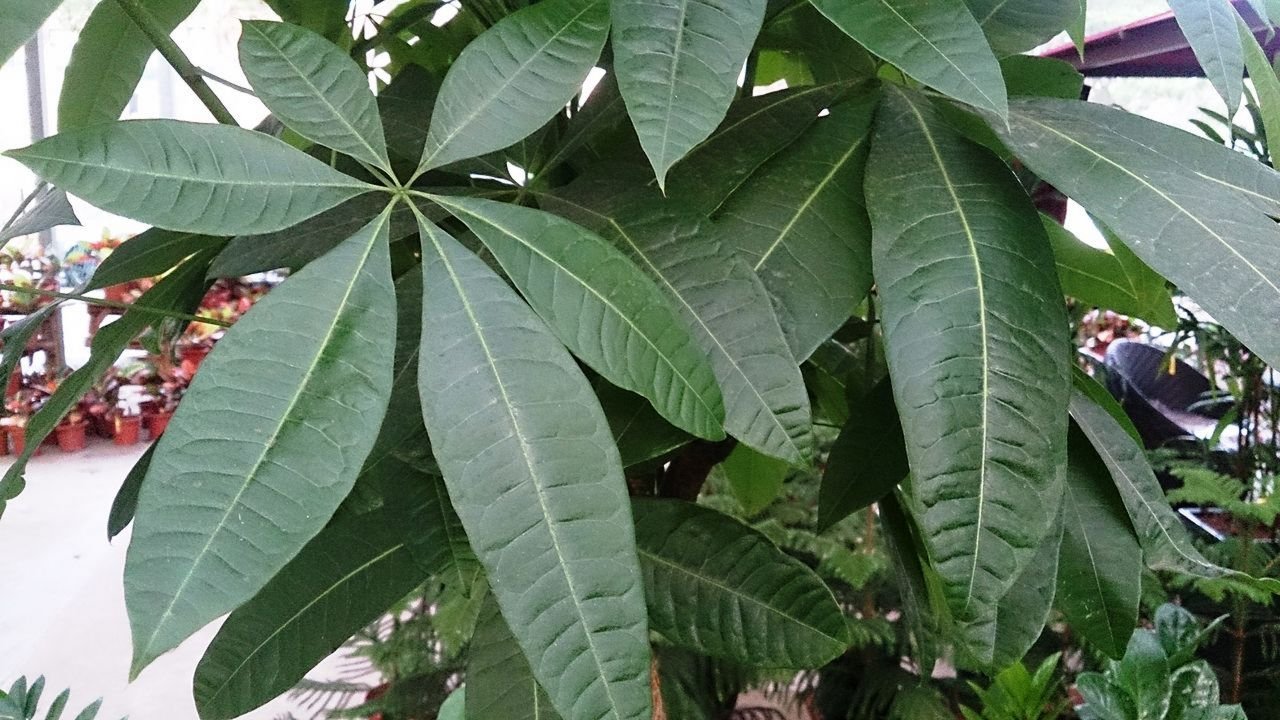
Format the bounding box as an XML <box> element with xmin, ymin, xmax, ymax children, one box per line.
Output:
<box><xmin>865</xmin><ymin>86</ymin><xmax>1069</xmax><ymax>664</ymax></box>
<box><xmin>125</xmin><ymin>208</ymin><xmax>397</xmax><ymax>675</ymax></box>
<box><xmin>415</xmin><ymin>213</ymin><xmax>651</xmax><ymax>720</ymax></box>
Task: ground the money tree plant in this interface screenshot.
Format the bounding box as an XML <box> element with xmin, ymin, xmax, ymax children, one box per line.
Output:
<box><xmin>3</xmin><ymin>1</ymin><xmax>1280</xmax><ymax>718</ymax></box>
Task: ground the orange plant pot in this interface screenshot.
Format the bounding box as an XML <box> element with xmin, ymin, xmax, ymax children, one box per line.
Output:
<box><xmin>113</xmin><ymin>415</ymin><xmax>142</xmax><ymax>446</ymax></box>
<box><xmin>56</xmin><ymin>421</ymin><xmax>88</xmax><ymax>452</ymax></box>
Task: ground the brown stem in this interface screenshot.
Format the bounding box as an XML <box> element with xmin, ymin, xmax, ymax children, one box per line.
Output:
<box><xmin>658</xmin><ymin>440</ymin><xmax>735</xmax><ymax>501</ymax></box>
<box><xmin>650</xmin><ymin>656</ymin><xmax>666</xmax><ymax>720</ymax></box>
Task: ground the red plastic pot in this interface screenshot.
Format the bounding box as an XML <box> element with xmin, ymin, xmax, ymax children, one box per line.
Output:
<box><xmin>145</xmin><ymin>411</ymin><xmax>173</xmax><ymax>440</ymax></box>
<box><xmin>56</xmin><ymin>421</ymin><xmax>88</xmax><ymax>452</ymax></box>
<box><xmin>180</xmin><ymin>346</ymin><xmax>211</xmax><ymax>377</ymax></box>
<box><xmin>113</xmin><ymin>415</ymin><xmax>142</xmax><ymax>446</ymax></box>
<box><xmin>8</xmin><ymin>425</ymin><xmax>38</xmax><ymax>456</ymax></box>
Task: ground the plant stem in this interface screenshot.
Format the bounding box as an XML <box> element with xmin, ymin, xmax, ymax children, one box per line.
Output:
<box><xmin>113</xmin><ymin>0</ymin><xmax>238</xmax><ymax>126</ymax></box>
<box><xmin>0</xmin><ymin>284</ymin><xmax>231</xmax><ymax>328</ymax></box>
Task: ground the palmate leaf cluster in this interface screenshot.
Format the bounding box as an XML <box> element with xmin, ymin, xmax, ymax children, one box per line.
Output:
<box><xmin>5</xmin><ymin>1</ymin><xmax>1280</xmax><ymax>719</ymax></box>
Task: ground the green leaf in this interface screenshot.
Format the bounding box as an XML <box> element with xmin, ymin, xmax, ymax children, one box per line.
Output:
<box><xmin>653</xmin><ymin>647</ymin><xmax>721</xmax><ymax>720</ymax></box>
<box><xmin>1169</xmin><ymin>0</ymin><xmax>1243</xmax><ymax>111</ymax></box>
<box><xmin>430</xmin><ymin>194</ymin><xmax>726</xmax><ymax>441</ymax></box>
<box><xmin>719</xmin><ymin>445</ymin><xmax>790</xmax><ymax>516</ymax></box>
<box><xmin>70</xmin><ymin>699</ymin><xmax>101</xmax><ymax>720</ymax></box>
<box><xmin>1239</xmin><ymin>15</ymin><xmax>1280</xmax><ymax>155</ymax></box>
<box><xmin>812</xmin><ymin>0</ymin><xmax>1008</xmax><ymax>116</ymax></box>
<box><xmin>963</xmin><ymin>0</ymin><xmax>1080</xmax><ymax>56</ymax></box>
<box><xmin>1056</xmin><ymin>423</ymin><xmax>1141</xmax><ymax>660</ymax></box>
<box><xmin>4</xmin><ymin>120</ymin><xmax>375</xmax><ymax>236</ymax></box>
<box><xmin>379</xmin><ymin>65</ymin><xmax>440</xmax><ymax>165</ymax></box>
<box><xmin>44</xmin><ymin>689</ymin><xmax>69</xmax><ymax>720</ymax></box>
<box><xmin>990</xmin><ymin>97</ymin><xmax>1280</xmax><ymax>371</ymax></box>
<box><xmin>125</xmin><ymin>209</ymin><xmax>397</xmax><ymax>675</ymax></box>
<box><xmin>1068</xmin><ymin>391</ymin><xmax>1228</xmax><ymax>581</ymax></box>
<box><xmin>468</xmin><ymin>593</ymin><xmax>563</xmax><ymax>720</ymax></box>
<box><xmin>542</xmin><ymin>193</ymin><xmax>812</xmax><ymax>464</ymax></box>
<box><xmin>1114</xmin><ymin>631</ymin><xmax>1172</xmax><ymax>719</ymax></box>
<box><xmin>107</xmin><ymin>444</ymin><xmax>154</xmax><ymax>540</ymax></box>
<box><xmin>0</xmin><ymin>0</ymin><xmax>64</xmax><ymax>67</ymax></box>
<box><xmin>1077</xmin><ymin>673</ymin><xmax>1136</xmax><ymax>720</ymax></box>
<box><xmin>262</xmin><ymin>0</ymin><xmax>349</xmax><ymax>38</ymax></box>
<box><xmin>991</xmin><ymin>520</ymin><xmax>1060</xmax><ymax>669</ymax></box>
<box><xmin>1001</xmin><ymin>55</ymin><xmax>1084</xmax><ymax>99</ymax></box>
<box><xmin>419</xmin><ymin>0</ymin><xmax>609</xmax><ymax>172</ymax></box>
<box><xmin>1156</xmin><ymin>604</ymin><xmax>1224</xmax><ymax>667</ymax></box>
<box><xmin>89</xmin><ymin>229</ymin><xmax>219</xmax><ymax>291</ymax></box>
<box><xmin>633</xmin><ymin>498</ymin><xmax>850</xmax><ymax>667</ymax></box>
<box><xmin>56</xmin><ymin>0</ymin><xmax>201</xmax><ymax>131</ymax></box>
<box><xmin>1169</xmin><ymin>661</ymin><xmax>1222</xmax><ymax>718</ymax></box>
<box><xmin>1</xmin><ymin>185</ymin><xmax>81</xmax><ymax>244</ymax></box>
<box><xmin>597</xmin><ymin>381</ymin><xmax>691</xmax><ymax>469</ymax></box>
<box><xmin>818</xmin><ymin>378</ymin><xmax>907</xmax><ymax>532</ymax></box>
<box><xmin>1042</xmin><ymin>216</ymin><xmax>1177</xmax><ymax>328</ymax></box>
<box><xmin>879</xmin><ymin>493</ymin><xmax>945</xmax><ymax>676</ymax></box>
<box><xmin>611</xmin><ymin>0</ymin><xmax>768</xmax><ymax>186</ymax></box>
<box><xmin>1068</xmin><ymin>0</ymin><xmax>1087</xmax><ymax>56</ymax></box>
<box><xmin>239</xmin><ymin>21</ymin><xmax>391</xmax><ymax>172</ymax></box>
<box><xmin>439</xmin><ymin>687</ymin><xmax>466</xmax><ymax>720</ymax></box>
<box><xmin>716</xmin><ymin>88</ymin><xmax>878</xmax><ymax>361</ymax></box>
<box><xmin>1070</xmin><ymin>366</ymin><xmax>1142</xmax><ymax>445</ymax></box>
<box><xmin>415</xmin><ymin>216</ymin><xmax>651</xmax><ymax>720</ymax></box>
<box><xmin>865</xmin><ymin>87</ymin><xmax>1069</xmax><ymax>663</ymax></box>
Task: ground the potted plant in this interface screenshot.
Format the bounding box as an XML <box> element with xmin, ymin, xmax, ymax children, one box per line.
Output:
<box><xmin>112</xmin><ymin>409</ymin><xmax>142</xmax><ymax>446</ymax></box>
<box><xmin>54</xmin><ymin>410</ymin><xmax>88</xmax><ymax>452</ymax></box>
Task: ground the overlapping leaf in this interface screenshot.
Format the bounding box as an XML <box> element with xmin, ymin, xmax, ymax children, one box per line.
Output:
<box><xmin>991</xmin><ymin>520</ymin><xmax>1060</xmax><ymax>669</ymax></box>
<box><xmin>611</xmin><ymin>0</ymin><xmax>768</xmax><ymax>186</ymax></box>
<box><xmin>1169</xmin><ymin>0</ymin><xmax>1243</xmax><ymax>111</ymax></box>
<box><xmin>596</xmin><ymin>381</ymin><xmax>690</xmax><ymax>469</ymax></box>
<box><xmin>468</xmin><ymin>594</ymin><xmax>562</xmax><ymax>720</ymax></box>
<box><xmin>430</xmin><ymin>194</ymin><xmax>725</xmax><ymax>440</ymax></box>
<box><xmin>818</xmin><ymin>378</ymin><xmax>907</xmax><ymax>532</ymax></box>
<box><xmin>865</xmin><ymin>87</ymin><xmax>1069</xmax><ymax>663</ymax></box>
<box><xmin>90</xmin><ymin>229</ymin><xmax>218</xmax><ymax>290</ymax></box>
<box><xmin>0</xmin><ymin>184</ymin><xmax>81</xmax><ymax>244</ymax></box>
<box><xmin>963</xmin><ymin>0</ymin><xmax>1080</xmax><ymax>56</ymax></box>
<box><xmin>633</xmin><ymin>498</ymin><xmax>850</xmax><ymax>667</ymax></box>
<box><xmin>0</xmin><ymin>0</ymin><xmax>65</xmax><ymax>66</ymax></box>
<box><xmin>125</xmin><ymin>210</ymin><xmax>396</xmax><ymax>674</ymax></box>
<box><xmin>415</xmin><ymin>215</ymin><xmax>651</xmax><ymax>720</ymax></box>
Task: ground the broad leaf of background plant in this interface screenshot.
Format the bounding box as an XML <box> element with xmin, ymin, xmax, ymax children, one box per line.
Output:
<box><xmin>468</xmin><ymin>593</ymin><xmax>562</xmax><ymax>720</ymax></box>
<box><xmin>866</xmin><ymin>87</ymin><xmax>1069</xmax><ymax>664</ymax></box>
<box><xmin>718</xmin><ymin>445</ymin><xmax>789</xmax><ymax>516</ymax></box>
<box><xmin>431</xmin><ymin>194</ymin><xmax>726</xmax><ymax>441</ymax></box>
<box><xmin>1169</xmin><ymin>0</ymin><xmax>1243</xmax><ymax>112</ymax></box>
<box><xmin>1042</xmin><ymin>216</ymin><xmax>1177</xmax><ymax>328</ymax></box>
<box><xmin>415</xmin><ymin>216</ymin><xmax>651</xmax><ymax>720</ymax></box>
<box><xmin>716</xmin><ymin>89</ymin><xmax>878</xmax><ymax>361</ymax></box>
<box><xmin>963</xmin><ymin>0</ymin><xmax>1080</xmax><ymax>56</ymax></box>
<box><xmin>633</xmin><ymin>498</ymin><xmax>850</xmax><ymax>667</ymax></box>
<box><xmin>57</xmin><ymin>0</ymin><xmax>201</xmax><ymax>131</ymax></box>
<box><xmin>611</xmin><ymin>0</ymin><xmax>767</xmax><ymax>187</ymax></box>
<box><xmin>818</xmin><ymin>378</ymin><xmax>907</xmax><ymax>532</ymax></box>
<box><xmin>125</xmin><ymin>211</ymin><xmax>396</xmax><ymax>674</ymax></box>
<box><xmin>1057</xmin><ymin>423</ymin><xmax>1141</xmax><ymax>660</ymax></box>
<box><xmin>0</xmin><ymin>185</ymin><xmax>81</xmax><ymax>244</ymax></box>
<box><xmin>0</xmin><ymin>0</ymin><xmax>65</xmax><ymax>66</ymax></box>
<box><xmin>812</xmin><ymin>0</ymin><xmax>1008</xmax><ymax>116</ymax></box>
<box><xmin>540</xmin><ymin>192</ymin><xmax>812</xmax><ymax>464</ymax></box>
<box><xmin>5</xmin><ymin>120</ymin><xmax>374</xmax><ymax>235</ymax></box>
<box><xmin>990</xmin><ymin>97</ymin><xmax>1280</xmax><ymax>371</ymax></box>
<box><xmin>239</xmin><ymin>20</ymin><xmax>391</xmax><ymax>172</ymax></box>
<box><xmin>419</xmin><ymin>0</ymin><xmax>609</xmax><ymax>172</ymax></box>
<box><xmin>991</xmin><ymin>520</ymin><xmax>1061</xmax><ymax>669</ymax></box>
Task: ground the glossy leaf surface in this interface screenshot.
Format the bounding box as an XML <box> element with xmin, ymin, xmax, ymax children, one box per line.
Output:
<box><xmin>964</xmin><ymin>0</ymin><xmax>1079</xmax><ymax>56</ymax></box>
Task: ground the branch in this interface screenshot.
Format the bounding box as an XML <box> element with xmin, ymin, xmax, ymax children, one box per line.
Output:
<box><xmin>113</xmin><ymin>0</ymin><xmax>238</xmax><ymax>126</ymax></box>
<box><xmin>0</xmin><ymin>284</ymin><xmax>231</xmax><ymax>328</ymax></box>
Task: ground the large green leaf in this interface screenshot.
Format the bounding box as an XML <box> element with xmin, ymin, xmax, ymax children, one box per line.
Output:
<box><xmin>990</xmin><ymin>97</ymin><xmax>1280</xmax><ymax>370</ymax></box>
<box><xmin>632</xmin><ymin>498</ymin><xmax>849</xmax><ymax>667</ymax></box>
<box><xmin>239</xmin><ymin>20</ymin><xmax>391</xmax><ymax>172</ymax></box>
<box><xmin>468</xmin><ymin>594</ymin><xmax>563</xmax><ymax>720</ymax></box>
<box><xmin>89</xmin><ymin>229</ymin><xmax>218</xmax><ymax>290</ymax></box>
<box><xmin>4</xmin><ymin>120</ymin><xmax>375</xmax><ymax>235</ymax></box>
<box><xmin>415</xmin><ymin>215</ymin><xmax>651</xmax><ymax>720</ymax></box>
<box><xmin>430</xmin><ymin>194</ymin><xmax>725</xmax><ymax>440</ymax></box>
<box><xmin>419</xmin><ymin>0</ymin><xmax>609</xmax><ymax>172</ymax></box>
<box><xmin>1169</xmin><ymin>0</ymin><xmax>1243</xmax><ymax>111</ymax></box>
<box><xmin>1043</xmin><ymin>216</ymin><xmax>1177</xmax><ymax>328</ymax></box>
<box><xmin>56</xmin><ymin>0</ymin><xmax>201</xmax><ymax>131</ymax></box>
<box><xmin>0</xmin><ymin>0</ymin><xmax>64</xmax><ymax>67</ymax></box>
<box><xmin>991</xmin><ymin>520</ymin><xmax>1060</xmax><ymax>669</ymax></box>
<box><xmin>611</xmin><ymin>0</ymin><xmax>768</xmax><ymax>186</ymax></box>
<box><xmin>812</xmin><ymin>0</ymin><xmax>1008</xmax><ymax>116</ymax></box>
<box><xmin>865</xmin><ymin>87</ymin><xmax>1069</xmax><ymax>663</ymax></box>
<box><xmin>963</xmin><ymin>0</ymin><xmax>1079</xmax><ymax>56</ymax></box>
<box><xmin>715</xmin><ymin>88</ymin><xmax>878</xmax><ymax>360</ymax></box>
<box><xmin>125</xmin><ymin>210</ymin><xmax>397</xmax><ymax>674</ymax></box>
<box><xmin>1057</xmin><ymin>423</ymin><xmax>1141</xmax><ymax>660</ymax></box>
<box><xmin>543</xmin><ymin>192</ymin><xmax>811</xmax><ymax>464</ymax></box>
<box><xmin>1240</xmin><ymin>14</ymin><xmax>1280</xmax><ymax>153</ymax></box>
<box><xmin>818</xmin><ymin>378</ymin><xmax>907</xmax><ymax>532</ymax></box>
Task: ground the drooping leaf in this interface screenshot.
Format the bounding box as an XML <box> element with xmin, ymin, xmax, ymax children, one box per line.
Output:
<box><xmin>632</xmin><ymin>498</ymin><xmax>850</xmax><ymax>667</ymax></box>
<box><xmin>812</xmin><ymin>0</ymin><xmax>1008</xmax><ymax>116</ymax></box>
<box><xmin>56</xmin><ymin>0</ymin><xmax>201</xmax><ymax>131</ymax></box>
<box><xmin>1042</xmin><ymin>215</ymin><xmax>1177</xmax><ymax>328</ymax></box>
<box><xmin>991</xmin><ymin>519</ymin><xmax>1061</xmax><ymax>669</ymax></box>
<box><xmin>990</xmin><ymin>97</ymin><xmax>1280</xmax><ymax>370</ymax></box>
<box><xmin>963</xmin><ymin>0</ymin><xmax>1080</xmax><ymax>56</ymax></box>
<box><xmin>89</xmin><ymin>229</ymin><xmax>219</xmax><ymax>291</ymax></box>
<box><xmin>818</xmin><ymin>378</ymin><xmax>907</xmax><ymax>532</ymax></box>
<box><xmin>865</xmin><ymin>87</ymin><xmax>1069</xmax><ymax>663</ymax></box>
<box><xmin>125</xmin><ymin>210</ymin><xmax>397</xmax><ymax>675</ymax></box>
<box><xmin>0</xmin><ymin>184</ymin><xmax>82</xmax><ymax>244</ymax></box>
<box><xmin>4</xmin><ymin>120</ymin><xmax>375</xmax><ymax>235</ymax></box>
<box><xmin>0</xmin><ymin>0</ymin><xmax>64</xmax><ymax>67</ymax></box>
<box><xmin>716</xmin><ymin>88</ymin><xmax>878</xmax><ymax>361</ymax></box>
<box><xmin>419</xmin><ymin>0</ymin><xmax>609</xmax><ymax>172</ymax></box>
<box><xmin>1057</xmin><ymin>424</ymin><xmax>1142</xmax><ymax>659</ymax></box>
<box><xmin>430</xmin><ymin>194</ymin><xmax>726</xmax><ymax>441</ymax></box>
<box><xmin>107</xmin><ymin>443</ymin><xmax>154</xmax><ymax>541</ymax></box>
<box><xmin>1169</xmin><ymin>0</ymin><xmax>1243</xmax><ymax>112</ymax></box>
<box><xmin>540</xmin><ymin>192</ymin><xmax>812</xmax><ymax>464</ymax></box>
<box><xmin>415</xmin><ymin>215</ymin><xmax>651</xmax><ymax>720</ymax></box>
<box><xmin>1239</xmin><ymin>15</ymin><xmax>1280</xmax><ymax>154</ymax></box>
<box><xmin>467</xmin><ymin>593</ymin><xmax>563</xmax><ymax>720</ymax></box>
<box><xmin>611</xmin><ymin>0</ymin><xmax>768</xmax><ymax>186</ymax></box>
<box><xmin>239</xmin><ymin>20</ymin><xmax>391</xmax><ymax>171</ymax></box>
<box><xmin>718</xmin><ymin>445</ymin><xmax>790</xmax><ymax>516</ymax></box>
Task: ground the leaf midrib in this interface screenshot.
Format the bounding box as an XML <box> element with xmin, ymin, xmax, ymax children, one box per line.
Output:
<box><xmin>1063</xmin><ymin>483</ymin><xmax>1121</xmax><ymax>649</ymax></box>
<box><xmin>11</xmin><ymin>150</ymin><xmax>374</xmax><ymax>191</ymax></box>
<box><xmin>866</xmin><ymin>0</ymin><xmax>1001</xmax><ymax>111</ymax></box>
